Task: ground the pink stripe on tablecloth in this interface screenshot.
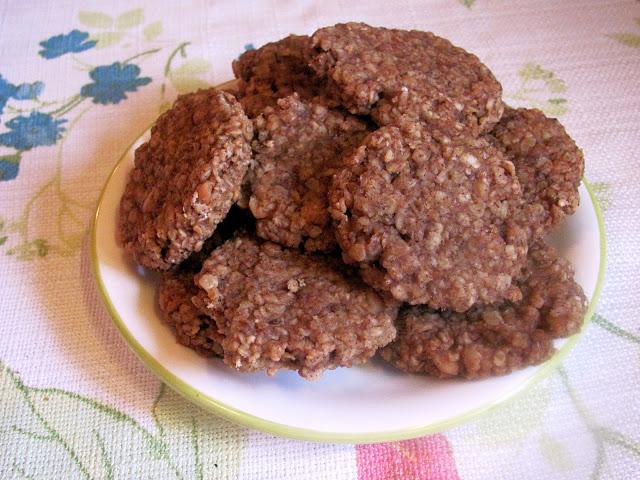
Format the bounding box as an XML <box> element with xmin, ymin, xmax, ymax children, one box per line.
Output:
<box><xmin>356</xmin><ymin>434</ymin><xmax>460</xmax><ymax>480</ymax></box>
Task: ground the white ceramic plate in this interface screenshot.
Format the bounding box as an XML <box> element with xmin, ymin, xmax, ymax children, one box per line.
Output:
<box><xmin>92</xmin><ymin>129</ymin><xmax>605</xmax><ymax>443</ymax></box>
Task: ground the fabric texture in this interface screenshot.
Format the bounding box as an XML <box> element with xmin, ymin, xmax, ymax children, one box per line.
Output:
<box><xmin>0</xmin><ymin>0</ymin><xmax>638</xmax><ymax>478</ymax></box>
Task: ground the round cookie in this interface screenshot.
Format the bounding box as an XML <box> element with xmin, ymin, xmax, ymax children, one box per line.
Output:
<box><xmin>310</xmin><ymin>22</ymin><xmax>503</xmax><ymax>136</ymax></box>
<box><xmin>490</xmin><ymin>107</ymin><xmax>584</xmax><ymax>240</ymax></box>
<box><xmin>329</xmin><ymin>124</ymin><xmax>528</xmax><ymax>311</ymax></box>
<box><xmin>249</xmin><ymin>94</ymin><xmax>369</xmax><ymax>252</ymax></box>
<box><xmin>233</xmin><ymin>35</ymin><xmax>332</xmax><ymax>117</ymax></box>
<box><xmin>381</xmin><ymin>241</ymin><xmax>587</xmax><ymax>379</ymax></box>
<box><xmin>117</xmin><ymin>88</ymin><xmax>253</xmax><ymax>270</ymax></box>
<box><xmin>192</xmin><ymin>236</ymin><xmax>398</xmax><ymax>380</ymax></box>
<box><xmin>158</xmin><ymin>271</ymin><xmax>224</xmax><ymax>357</ymax></box>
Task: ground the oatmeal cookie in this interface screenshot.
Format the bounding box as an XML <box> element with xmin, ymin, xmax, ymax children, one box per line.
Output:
<box><xmin>381</xmin><ymin>241</ymin><xmax>587</xmax><ymax>379</ymax></box>
<box><xmin>233</xmin><ymin>35</ymin><xmax>332</xmax><ymax>117</ymax></box>
<box><xmin>158</xmin><ymin>271</ymin><xmax>224</xmax><ymax>357</ymax></box>
<box><xmin>117</xmin><ymin>88</ymin><xmax>253</xmax><ymax>270</ymax></box>
<box><xmin>490</xmin><ymin>107</ymin><xmax>584</xmax><ymax>239</ymax></box>
<box><xmin>310</xmin><ymin>22</ymin><xmax>503</xmax><ymax>136</ymax></box>
<box><xmin>156</xmin><ymin>206</ymin><xmax>254</xmax><ymax>357</ymax></box>
<box><xmin>329</xmin><ymin>124</ymin><xmax>528</xmax><ymax>311</ymax></box>
<box><xmin>249</xmin><ymin>94</ymin><xmax>369</xmax><ymax>252</ymax></box>
<box><xmin>179</xmin><ymin>204</ymin><xmax>255</xmax><ymax>271</ymax></box>
<box><xmin>193</xmin><ymin>236</ymin><xmax>398</xmax><ymax>379</ymax></box>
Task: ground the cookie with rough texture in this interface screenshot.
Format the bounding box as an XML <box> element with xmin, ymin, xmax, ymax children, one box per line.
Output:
<box><xmin>310</xmin><ymin>22</ymin><xmax>503</xmax><ymax>136</ymax></box>
<box><xmin>381</xmin><ymin>241</ymin><xmax>587</xmax><ymax>379</ymax></box>
<box><xmin>233</xmin><ymin>35</ymin><xmax>332</xmax><ymax>117</ymax></box>
<box><xmin>490</xmin><ymin>107</ymin><xmax>584</xmax><ymax>240</ymax></box>
<box><xmin>330</xmin><ymin>124</ymin><xmax>528</xmax><ymax>311</ymax></box>
<box><xmin>118</xmin><ymin>88</ymin><xmax>254</xmax><ymax>270</ymax></box>
<box><xmin>156</xmin><ymin>205</ymin><xmax>254</xmax><ymax>357</ymax></box>
<box><xmin>178</xmin><ymin>204</ymin><xmax>256</xmax><ymax>271</ymax></box>
<box><xmin>193</xmin><ymin>236</ymin><xmax>398</xmax><ymax>380</ymax></box>
<box><xmin>249</xmin><ymin>94</ymin><xmax>369</xmax><ymax>252</ymax></box>
<box><xmin>158</xmin><ymin>271</ymin><xmax>224</xmax><ymax>357</ymax></box>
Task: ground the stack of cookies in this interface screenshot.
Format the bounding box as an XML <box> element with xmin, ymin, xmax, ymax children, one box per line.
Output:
<box><xmin>117</xmin><ymin>23</ymin><xmax>587</xmax><ymax>381</ymax></box>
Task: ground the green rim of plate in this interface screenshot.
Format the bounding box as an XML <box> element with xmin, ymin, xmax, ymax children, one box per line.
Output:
<box><xmin>91</xmin><ymin>130</ymin><xmax>606</xmax><ymax>443</ymax></box>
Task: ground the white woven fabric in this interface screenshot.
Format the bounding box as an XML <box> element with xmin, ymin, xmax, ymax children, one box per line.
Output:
<box><xmin>0</xmin><ymin>1</ymin><xmax>638</xmax><ymax>478</ymax></box>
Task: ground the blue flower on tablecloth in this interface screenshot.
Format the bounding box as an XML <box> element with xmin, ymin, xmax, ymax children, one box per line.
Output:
<box><xmin>0</xmin><ymin>75</ymin><xmax>17</xmax><ymax>115</ymax></box>
<box><xmin>80</xmin><ymin>62</ymin><xmax>151</xmax><ymax>105</ymax></box>
<box><xmin>39</xmin><ymin>30</ymin><xmax>97</xmax><ymax>59</ymax></box>
<box><xmin>0</xmin><ymin>112</ymin><xmax>66</xmax><ymax>151</ymax></box>
<box><xmin>12</xmin><ymin>81</ymin><xmax>45</xmax><ymax>100</ymax></box>
<box><xmin>0</xmin><ymin>154</ymin><xmax>20</xmax><ymax>181</ymax></box>
<box><xmin>0</xmin><ymin>74</ymin><xmax>45</xmax><ymax>116</ymax></box>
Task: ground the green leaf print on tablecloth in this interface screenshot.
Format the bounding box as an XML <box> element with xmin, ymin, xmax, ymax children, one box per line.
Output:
<box><xmin>144</xmin><ymin>21</ymin><xmax>163</xmax><ymax>41</ymax></box>
<box><xmin>539</xmin><ymin>431</ymin><xmax>574</xmax><ymax>473</ymax></box>
<box><xmin>79</xmin><ymin>11</ymin><xmax>114</xmax><ymax>29</ymax></box>
<box><xmin>80</xmin><ymin>9</ymin><xmax>145</xmax><ymax>48</ymax></box>
<box><xmin>456</xmin><ymin>380</ymin><xmax>553</xmax><ymax>446</ymax></box>
<box><xmin>508</xmin><ymin>63</ymin><xmax>568</xmax><ymax>116</ymax></box>
<box><xmin>607</xmin><ymin>18</ymin><xmax>640</xmax><ymax>48</ymax></box>
<box><xmin>608</xmin><ymin>33</ymin><xmax>640</xmax><ymax>48</ymax></box>
<box><xmin>558</xmin><ymin>367</ymin><xmax>640</xmax><ymax>479</ymax></box>
<box><xmin>0</xmin><ymin>363</ymin><xmax>244</xmax><ymax>479</ymax></box>
<box><xmin>592</xmin><ymin>314</ymin><xmax>640</xmax><ymax>345</ymax></box>
<box><xmin>115</xmin><ymin>9</ymin><xmax>145</xmax><ymax>30</ymax></box>
<box><xmin>168</xmin><ymin>58</ymin><xmax>212</xmax><ymax>94</ymax></box>
<box><xmin>590</xmin><ymin>182</ymin><xmax>612</xmax><ymax>214</ymax></box>
<box><xmin>159</xmin><ymin>42</ymin><xmax>212</xmax><ymax>112</ymax></box>
<box><xmin>152</xmin><ymin>384</ymin><xmax>244</xmax><ymax>480</ymax></box>
<box><xmin>459</xmin><ymin>0</ymin><xmax>476</xmax><ymax>8</ymax></box>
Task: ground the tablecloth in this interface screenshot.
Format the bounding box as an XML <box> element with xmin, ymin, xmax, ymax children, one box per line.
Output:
<box><xmin>1</xmin><ymin>0</ymin><xmax>638</xmax><ymax>478</ymax></box>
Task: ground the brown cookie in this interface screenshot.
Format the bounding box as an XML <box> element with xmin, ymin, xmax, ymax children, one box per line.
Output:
<box><xmin>117</xmin><ymin>88</ymin><xmax>253</xmax><ymax>270</ymax></box>
<box><xmin>490</xmin><ymin>107</ymin><xmax>584</xmax><ymax>240</ymax></box>
<box><xmin>329</xmin><ymin>124</ymin><xmax>528</xmax><ymax>311</ymax></box>
<box><xmin>178</xmin><ymin>204</ymin><xmax>255</xmax><ymax>272</ymax></box>
<box><xmin>158</xmin><ymin>271</ymin><xmax>224</xmax><ymax>357</ymax></box>
<box><xmin>156</xmin><ymin>205</ymin><xmax>255</xmax><ymax>357</ymax></box>
<box><xmin>381</xmin><ymin>241</ymin><xmax>587</xmax><ymax>379</ymax></box>
<box><xmin>233</xmin><ymin>35</ymin><xmax>332</xmax><ymax>117</ymax></box>
<box><xmin>193</xmin><ymin>236</ymin><xmax>398</xmax><ymax>380</ymax></box>
<box><xmin>249</xmin><ymin>94</ymin><xmax>369</xmax><ymax>252</ymax></box>
<box><xmin>310</xmin><ymin>22</ymin><xmax>503</xmax><ymax>136</ymax></box>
